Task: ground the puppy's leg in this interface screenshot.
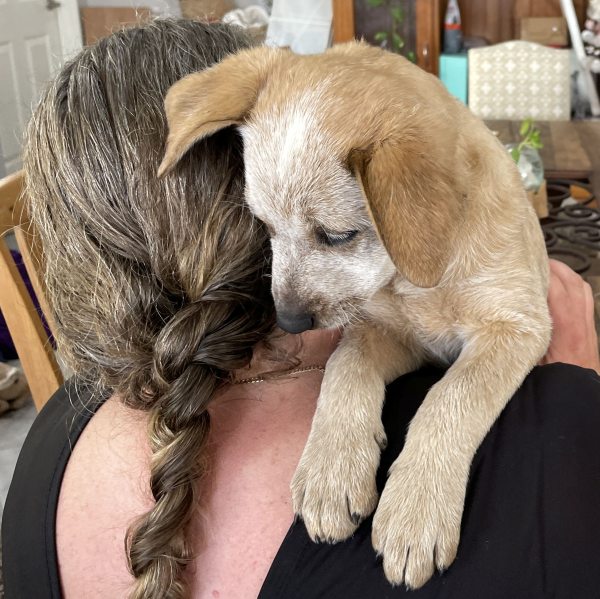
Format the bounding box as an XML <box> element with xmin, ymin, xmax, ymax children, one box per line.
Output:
<box><xmin>372</xmin><ymin>315</ymin><xmax>551</xmax><ymax>589</ymax></box>
<box><xmin>292</xmin><ymin>323</ymin><xmax>423</xmax><ymax>542</ymax></box>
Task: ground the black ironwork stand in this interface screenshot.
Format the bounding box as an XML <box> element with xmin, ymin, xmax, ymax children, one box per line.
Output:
<box><xmin>543</xmin><ymin>178</ymin><xmax>599</xmax><ymax>274</ymax></box>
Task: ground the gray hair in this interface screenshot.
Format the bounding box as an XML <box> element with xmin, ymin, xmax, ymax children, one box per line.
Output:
<box><xmin>25</xmin><ymin>19</ymin><xmax>277</xmax><ymax>599</ymax></box>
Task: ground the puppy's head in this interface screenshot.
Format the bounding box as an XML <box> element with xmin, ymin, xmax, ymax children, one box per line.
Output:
<box><xmin>159</xmin><ymin>43</ymin><xmax>466</xmax><ymax>333</ymax></box>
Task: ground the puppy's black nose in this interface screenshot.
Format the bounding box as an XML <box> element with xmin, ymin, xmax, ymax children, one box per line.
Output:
<box><xmin>276</xmin><ymin>311</ymin><xmax>315</xmax><ymax>334</ymax></box>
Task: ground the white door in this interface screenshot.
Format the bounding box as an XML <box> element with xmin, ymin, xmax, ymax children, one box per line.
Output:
<box><xmin>0</xmin><ymin>0</ymin><xmax>82</xmax><ymax>176</ymax></box>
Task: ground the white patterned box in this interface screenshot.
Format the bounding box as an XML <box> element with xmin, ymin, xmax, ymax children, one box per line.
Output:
<box><xmin>468</xmin><ymin>41</ymin><xmax>571</xmax><ymax>121</ymax></box>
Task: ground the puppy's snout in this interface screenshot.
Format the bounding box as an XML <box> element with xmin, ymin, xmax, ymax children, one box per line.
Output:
<box><xmin>276</xmin><ymin>308</ymin><xmax>315</xmax><ymax>335</ymax></box>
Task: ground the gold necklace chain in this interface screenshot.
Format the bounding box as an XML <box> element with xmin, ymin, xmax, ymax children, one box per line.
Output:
<box><xmin>233</xmin><ymin>365</ymin><xmax>326</xmax><ymax>385</ymax></box>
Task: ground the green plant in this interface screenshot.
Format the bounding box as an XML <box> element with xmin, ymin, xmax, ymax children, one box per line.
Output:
<box><xmin>367</xmin><ymin>0</ymin><xmax>417</xmax><ymax>62</ymax></box>
<box><xmin>510</xmin><ymin>118</ymin><xmax>543</xmax><ymax>163</ymax></box>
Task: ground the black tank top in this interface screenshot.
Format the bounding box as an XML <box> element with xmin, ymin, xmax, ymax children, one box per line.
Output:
<box><xmin>4</xmin><ymin>364</ymin><xmax>600</xmax><ymax>599</ymax></box>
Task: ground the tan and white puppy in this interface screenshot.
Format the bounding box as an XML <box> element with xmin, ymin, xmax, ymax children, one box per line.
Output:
<box><xmin>159</xmin><ymin>42</ymin><xmax>551</xmax><ymax>588</ymax></box>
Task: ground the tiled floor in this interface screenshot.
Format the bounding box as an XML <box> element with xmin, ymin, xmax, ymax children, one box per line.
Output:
<box><xmin>0</xmin><ymin>396</ymin><xmax>37</xmax><ymax>518</ymax></box>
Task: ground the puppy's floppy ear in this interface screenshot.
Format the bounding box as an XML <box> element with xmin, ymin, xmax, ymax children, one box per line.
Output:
<box><xmin>158</xmin><ymin>46</ymin><xmax>284</xmax><ymax>178</ymax></box>
<box><xmin>349</xmin><ymin>134</ymin><xmax>466</xmax><ymax>288</ymax></box>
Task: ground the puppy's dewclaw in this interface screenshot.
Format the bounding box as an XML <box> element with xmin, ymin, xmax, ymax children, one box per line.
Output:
<box><xmin>160</xmin><ymin>41</ymin><xmax>551</xmax><ymax>588</ymax></box>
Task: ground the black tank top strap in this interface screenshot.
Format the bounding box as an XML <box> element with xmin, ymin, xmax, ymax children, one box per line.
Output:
<box><xmin>2</xmin><ymin>380</ymin><xmax>110</xmax><ymax>599</ymax></box>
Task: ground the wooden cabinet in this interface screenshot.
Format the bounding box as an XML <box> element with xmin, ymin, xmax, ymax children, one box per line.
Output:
<box><xmin>333</xmin><ymin>0</ymin><xmax>590</xmax><ymax>78</ymax></box>
<box><xmin>333</xmin><ymin>0</ymin><xmax>356</xmax><ymax>43</ymax></box>
<box><xmin>332</xmin><ymin>0</ymin><xmax>442</xmax><ymax>76</ymax></box>
<box><xmin>415</xmin><ymin>0</ymin><xmax>441</xmax><ymax>75</ymax></box>
<box><xmin>459</xmin><ymin>0</ymin><xmax>587</xmax><ymax>44</ymax></box>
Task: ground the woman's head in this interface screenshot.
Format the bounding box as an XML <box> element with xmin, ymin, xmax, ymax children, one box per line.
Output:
<box><xmin>26</xmin><ymin>18</ymin><xmax>274</xmax><ymax>400</ymax></box>
<box><xmin>25</xmin><ymin>19</ymin><xmax>275</xmax><ymax>599</ymax></box>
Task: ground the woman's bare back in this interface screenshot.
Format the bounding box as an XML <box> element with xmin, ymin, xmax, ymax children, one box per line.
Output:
<box><xmin>56</xmin><ymin>334</ymin><xmax>335</xmax><ymax>599</ymax></box>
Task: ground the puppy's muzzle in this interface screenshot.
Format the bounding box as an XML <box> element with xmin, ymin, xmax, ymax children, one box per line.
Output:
<box><xmin>276</xmin><ymin>308</ymin><xmax>315</xmax><ymax>335</ymax></box>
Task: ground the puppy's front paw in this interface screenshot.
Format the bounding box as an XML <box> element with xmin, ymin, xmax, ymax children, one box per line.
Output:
<box><xmin>291</xmin><ymin>420</ymin><xmax>386</xmax><ymax>543</ymax></box>
<box><xmin>372</xmin><ymin>454</ymin><xmax>465</xmax><ymax>589</ymax></box>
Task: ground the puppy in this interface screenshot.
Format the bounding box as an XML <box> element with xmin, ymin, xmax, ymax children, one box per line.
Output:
<box><xmin>158</xmin><ymin>42</ymin><xmax>551</xmax><ymax>588</ymax></box>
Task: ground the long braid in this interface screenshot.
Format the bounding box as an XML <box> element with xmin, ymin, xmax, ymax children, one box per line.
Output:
<box><xmin>128</xmin><ymin>245</ymin><xmax>273</xmax><ymax>598</ymax></box>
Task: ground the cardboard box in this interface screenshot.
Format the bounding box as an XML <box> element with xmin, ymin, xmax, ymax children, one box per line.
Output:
<box><xmin>81</xmin><ymin>7</ymin><xmax>152</xmax><ymax>46</ymax></box>
<box><xmin>179</xmin><ymin>0</ymin><xmax>234</xmax><ymax>22</ymax></box>
<box><xmin>520</xmin><ymin>18</ymin><xmax>568</xmax><ymax>47</ymax></box>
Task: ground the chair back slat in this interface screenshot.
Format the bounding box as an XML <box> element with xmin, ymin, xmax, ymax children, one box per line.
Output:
<box><xmin>14</xmin><ymin>226</ymin><xmax>59</xmax><ymax>339</ymax></box>
<box><xmin>0</xmin><ymin>171</ymin><xmax>63</xmax><ymax>410</ymax></box>
<box><xmin>0</xmin><ymin>172</ymin><xmax>25</xmax><ymax>238</ymax></box>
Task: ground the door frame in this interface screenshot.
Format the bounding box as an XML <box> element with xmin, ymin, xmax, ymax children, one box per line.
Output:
<box><xmin>56</xmin><ymin>0</ymin><xmax>84</xmax><ymax>61</ymax></box>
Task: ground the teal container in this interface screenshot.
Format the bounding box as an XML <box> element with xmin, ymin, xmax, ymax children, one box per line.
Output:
<box><xmin>439</xmin><ymin>53</ymin><xmax>468</xmax><ymax>104</ymax></box>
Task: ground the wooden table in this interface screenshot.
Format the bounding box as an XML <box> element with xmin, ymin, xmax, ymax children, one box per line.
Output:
<box><xmin>486</xmin><ymin>120</ymin><xmax>600</xmax><ymax>196</ymax></box>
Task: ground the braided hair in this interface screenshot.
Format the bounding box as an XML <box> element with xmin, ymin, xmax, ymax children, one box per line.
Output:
<box><xmin>24</xmin><ymin>19</ymin><xmax>276</xmax><ymax>599</ymax></box>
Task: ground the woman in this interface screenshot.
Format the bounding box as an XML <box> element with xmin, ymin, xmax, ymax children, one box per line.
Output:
<box><xmin>3</xmin><ymin>18</ymin><xmax>600</xmax><ymax>599</ymax></box>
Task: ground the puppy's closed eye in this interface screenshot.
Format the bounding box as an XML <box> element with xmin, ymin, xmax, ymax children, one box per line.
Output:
<box><xmin>316</xmin><ymin>228</ymin><xmax>360</xmax><ymax>248</ymax></box>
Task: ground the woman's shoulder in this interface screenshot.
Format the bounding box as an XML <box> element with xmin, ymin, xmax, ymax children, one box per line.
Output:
<box><xmin>2</xmin><ymin>381</ymin><xmax>117</xmax><ymax>598</ymax></box>
<box><xmin>520</xmin><ymin>362</ymin><xmax>600</xmax><ymax>417</ymax></box>
<box><xmin>2</xmin><ymin>378</ymin><xmax>152</xmax><ymax>599</ymax></box>
<box><xmin>379</xmin><ymin>363</ymin><xmax>600</xmax><ymax>488</ymax></box>
<box><xmin>56</xmin><ymin>393</ymin><xmax>152</xmax><ymax>598</ymax></box>
<box><xmin>382</xmin><ymin>362</ymin><xmax>600</xmax><ymax>436</ymax></box>
<box><xmin>280</xmin><ymin>364</ymin><xmax>600</xmax><ymax>599</ymax></box>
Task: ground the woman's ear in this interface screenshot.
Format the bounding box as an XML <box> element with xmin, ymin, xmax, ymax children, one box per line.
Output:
<box><xmin>350</xmin><ymin>134</ymin><xmax>467</xmax><ymax>289</ymax></box>
<box><xmin>158</xmin><ymin>46</ymin><xmax>284</xmax><ymax>178</ymax></box>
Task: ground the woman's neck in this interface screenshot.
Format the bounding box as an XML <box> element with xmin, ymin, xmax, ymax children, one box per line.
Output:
<box><xmin>192</xmin><ymin>329</ymin><xmax>343</xmax><ymax>598</ymax></box>
<box><xmin>231</xmin><ymin>327</ymin><xmax>343</xmax><ymax>386</ymax></box>
<box><xmin>207</xmin><ymin>328</ymin><xmax>341</xmax><ymax>423</ymax></box>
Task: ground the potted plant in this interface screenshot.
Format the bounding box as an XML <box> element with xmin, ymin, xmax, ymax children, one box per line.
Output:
<box><xmin>505</xmin><ymin>119</ymin><xmax>544</xmax><ymax>192</ymax></box>
<box><xmin>366</xmin><ymin>0</ymin><xmax>417</xmax><ymax>62</ymax></box>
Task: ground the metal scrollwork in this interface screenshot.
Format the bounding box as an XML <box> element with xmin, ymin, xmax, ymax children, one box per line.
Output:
<box><xmin>542</xmin><ymin>178</ymin><xmax>599</xmax><ymax>273</ymax></box>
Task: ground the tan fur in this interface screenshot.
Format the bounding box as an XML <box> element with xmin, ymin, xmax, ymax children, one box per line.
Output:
<box><xmin>159</xmin><ymin>42</ymin><xmax>551</xmax><ymax>588</ymax></box>
<box><xmin>158</xmin><ymin>46</ymin><xmax>283</xmax><ymax>178</ymax></box>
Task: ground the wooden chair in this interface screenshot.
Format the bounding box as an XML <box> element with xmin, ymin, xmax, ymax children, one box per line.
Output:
<box><xmin>468</xmin><ymin>41</ymin><xmax>571</xmax><ymax>121</ymax></box>
<box><xmin>0</xmin><ymin>170</ymin><xmax>63</xmax><ymax>411</ymax></box>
